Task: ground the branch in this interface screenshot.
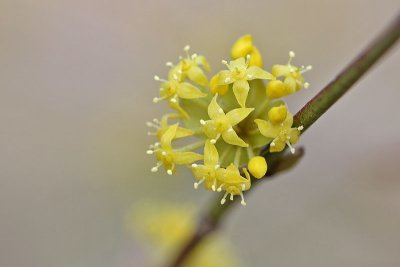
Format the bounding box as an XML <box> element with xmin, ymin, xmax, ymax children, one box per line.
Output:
<box><xmin>167</xmin><ymin>13</ymin><xmax>400</xmax><ymax>267</ymax></box>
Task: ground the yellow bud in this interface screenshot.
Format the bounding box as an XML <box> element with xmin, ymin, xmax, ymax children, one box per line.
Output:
<box><xmin>231</xmin><ymin>34</ymin><xmax>253</xmax><ymax>59</ymax></box>
<box><xmin>266</xmin><ymin>80</ymin><xmax>286</xmax><ymax>99</ymax></box>
<box><xmin>268</xmin><ymin>105</ymin><xmax>288</xmax><ymax>124</ymax></box>
<box><xmin>248</xmin><ymin>46</ymin><xmax>263</xmax><ymax>67</ymax></box>
<box><xmin>248</xmin><ymin>156</ymin><xmax>267</xmax><ymax>179</ymax></box>
<box><xmin>210</xmin><ymin>74</ymin><xmax>229</xmax><ymax>95</ymax></box>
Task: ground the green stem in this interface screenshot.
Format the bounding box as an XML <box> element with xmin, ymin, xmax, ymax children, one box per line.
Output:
<box><xmin>167</xmin><ymin>13</ymin><xmax>400</xmax><ymax>267</ymax></box>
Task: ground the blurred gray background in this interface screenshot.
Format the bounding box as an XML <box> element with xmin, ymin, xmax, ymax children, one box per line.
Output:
<box><xmin>1</xmin><ymin>0</ymin><xmax>400</xmax><ymax>266</ymax></box>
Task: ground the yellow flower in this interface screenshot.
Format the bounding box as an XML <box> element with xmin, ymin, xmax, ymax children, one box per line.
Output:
<box><xmin>148</xmin><ymin>123</ymin><xmax>203</xmax><ymax>175</ymax></box>
<box><xmin>168</xmin><ymin>45</ymin><xmax>210</xmax><ymax>86</ymax></box>
<box><xmin>146</xmin><ymin>35</ymin><xmax>312</xmax><ymax>206</ymax></box>
<box><xmin>200</xmin><ymin>95</ymin><xmax>253</xmax><ymax>147</ymax></box>
<box><xmin>217</xmin><ymin>164</ymin><xmax>251</xmax><ymax>206</ymax></box>
<box><xmin>191</xmin><ymin>140</ymin><xmax>224</xmax><ymax>191</ymax></box>
<box><xmin>266</xmin><ymin>51</ymin><xmax>312</xmax><ymax>99</ymax></box>
<box><xmin>254</xmin><ymin>108</ymin><xmax>303</xmax><ymax>154</ymax></box>
<box><xmin>215</xmin><ymin>56</ymin><xmax>273</xmax><ymax>107</ymax></box>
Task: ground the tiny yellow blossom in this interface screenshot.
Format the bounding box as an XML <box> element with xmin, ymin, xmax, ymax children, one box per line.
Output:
<box><xmin>149</xmin><ymin>123</ymin><xmax>203</xmax><ymax>175</ymax></box>
<box><xmin>146</xmin><ymin>114</ymin><xmax>194</xmax><ymax>140</ymax></box>
<box><xmin>200</xmin><ymin>95</ymin><xmax>253</xmax><ymax>147</ymax></box>
<box><xmin>255</xmin><ymin>110</ymin><xmax>303</xmax><ymax>154</ymax></box>
<box><xmin>215</xmin><ymin>56</ymin><xmax>273</xmax><ymax>107</ymax></box>
<box><xmin>266</xmin><ymin>51</ymin><xmax>312</xmax><ymax>99</ymax></box>
<box><xmin>168</xmin><ymin>45</ymin><xmax>210</xmax><ymax>86</ymax></box>
<box><xmin>248</xmin><ymin>156</ymin><xmax>268</xmax><ymax>179</ymax></box>
<box><xmin>191</xmin><ymin>140</ymin><xmax>224</xmax><ymax>191</ymax></box>
<box><xmin>217</xmin><ymin>164</ymin><xmax>251</xmax><ymax>206</ymax></box>
<box><xmin>267</xmin><ymin>105</ymin><xmax>288</xmax><ymax>125</ymax></box>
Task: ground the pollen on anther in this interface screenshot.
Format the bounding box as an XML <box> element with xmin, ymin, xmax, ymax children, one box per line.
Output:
<box><xmin>146</xmin><ymin>150</ymin><xmax>153</xmax><ymax>155</ymax></box>
<box><xmin>167</xmin><ymin>169</ymin><xmax>173</xmax><ymax>175</ymax></box>
<box><xmin>289</xmin><ymin>51</ymin><xmax>295</xmax><ymax>58</ymax></box>
<box><xmin>154</xmin><ymin>75</ymin><xmax>160</xmax><ymax>81</ymax></box>
<box><xmin>200</xmin><ymin>119</ymin><xmax>206</xmax><ymax>125</ymax></box>
<box><xmin>165</xmin><ymin>62</ymin><xmax>173</xmax><ymax>67</ymax></box>
<box><xmin>184</xmin><ymin>45</ymin><xmax>190</xmax><ymax>51</ymax></box>
<box><xmin>304</xmin><ymin>82</ymin><xmax>310</xmax><ymax>88</ymax></box>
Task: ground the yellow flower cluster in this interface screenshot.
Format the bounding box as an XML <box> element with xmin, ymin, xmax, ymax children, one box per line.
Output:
<box><xmin>147</xmin><ymin>35</ymin><xmax>311</xmax><ymax>206</ymax></box>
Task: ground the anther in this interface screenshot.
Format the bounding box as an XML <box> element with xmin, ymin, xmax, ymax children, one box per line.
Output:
<box><xmin>221</xmin><ymin>60</ymin><xmax>228</xmax><ymax>65</ymax></box>
<box><xmin>151</xmin><ymin>167</ymin><xmax>158</xmax><ymax>172</ymax></box>
<box><xmin>242</xmin><ymin>184</ymin><xmax>246</xmax><ymax>190</ymax></box>
<box><xmin>153</xmin><ymin>97</ymin><xmax>159</xmax><ymax>103</ymax></box>
<box><xmin>210</xmin><ymin>139</ymin><xmax>217</xmax><ymax>144</ymax></box>
<box><xmin>161</xmin><ymin>151</ymin><xmax>167</xmax><ymax>156</ymax></box>
<box><xmin>270</xmin><ymin>142</ymin><xmax>276</xmax><ymax>147</ymax></box>
<box><xmin>297</xmin><ymin>125</ymin><xmax>304</xmax><ymax>131</ymax></box>
<box><xmin>192</xmin><ymin>163</ymin><xmax>198</xmax><ymax>168</ymax></box>
<box><xmin>214</xmin><ymin>164</ymin><xmax>220</xmax><ymax>170</ymax></box>
<box><xmin>230</xmin><ymin>193</ymin><xmax>234</xmax><ymax>201</ymax></box>
<box><xmin>289</xmin><ymin>51</ymin><xmax>295</xmax><ymax>58</ymax></box>
<box><xmin>146</xmin><ymin>150</ymin><xmax>153</xmax><ymax>155</ymax></box>
<box><xmin>165</xmin><ymin>62</ymin><xmax>173</xmax><ymax>67</ymax></box>
<box><xmin>304</xmin><ymin>82</ymin><xmax>310</xmax><ymax>88</ymax></box>
<box><xmin>154</xmin><ymin>75</ymin><xmax>160</xmax><ymax>81</ymax></box>
<box><xmin>170</xmin><ymin>98</ymin><xmax>177</xmax><ymax>103</ymax></box>
<box><xmin>219</xmin><ymin>108</ymin><xmax>223</xmax><ymax>113</ymax></box>
<box><xmin>200</xmin><ymin>119</ymin><xmax>206</xmax><ymax>125</ymax></box>
<box><xmin>167</xmin><ymin>169</ymin><xmax>173</xmax><ymax>175</ymax></box>
<box><xmin>217</xmin><ymin>184</ymin><xmax>224</xmax><ymax>192</ymax></box>
<box><xmin>246</xmin><ymin>54</ymin><xmax>251</xmax><ymax>61</ymax></box>
<box><xmin>227</xmin><ymin>128</ymin><xmax>234</xmax><ymax>132</ymax></box>
<box><xmin>194</xmin><ymin>177</ymin><xmax>205</xmax><ymax>189</ymax></box>
<box><xmin>224</xmin><ymin>77</ymin><xmax>231</xmax><ymax>83</ymax></box>
<box><xmin>191</xmin><ymin>53</ymin><xmax>197</xmax><ymax>59</ymax></box>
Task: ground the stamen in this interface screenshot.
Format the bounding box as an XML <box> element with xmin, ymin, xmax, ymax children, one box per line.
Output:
<box><xmin>304</xmin><ymin>82</ymin><xmax>310</xmax><ymax>88</ymax></box>
<box><xmin>247</xmin><ymin>74</ymin><xmax>253</xmax><ymax>79</ymax></box>
<box><xmin>165</xmin><ymin>62</ymin><xmax>173</xmax><ymax>67</ymax></box>
<box><xmin>146</xmin><ymin>150</ymin><xmax>154</xmax><ymax>155</ymax></box>
<box><xmin>286</xmin><ymin>141</ymin><xmax>295</xmax><ymax>154</ymax></box>
<box><xmin>151</xmin><ymin>162</ymin><xmax>162</xmax><ymax>172</ymax></box>
<box><xmin>210</xmin><ymin>134</ymin><xmax>221</xmax><ymax>144</ymax></box>
<box><xmin>211</xmin><ymin>180</ymin><xmax>217</xmax><ymax>191</ymax></box>
<box><xmin>217</xmin><ymin>183</ymin><xmax>225</xmax><ymax>192</ymax></box>
<box><xmin>224</xmin><ymin>77</ymin><xmax>231</xmax><ymax>83</ymax></box>
<box><xmin>173</xmin><ymin>73</ymin><xmax>178</xmax><ymax>80</ymax></box>
<box><xmin>184</xmin><ymin>45</ymin><xmax>190</xmax><ymax>51</ymax></box>
<box><xmin>230</xmin><ymin>193</ymin><xmax>234</xmax><ymax>201</ymax></box>
<box><xmin>288</xmin><ymin>51</ymin><xmax>295</xmax><ymax>65</ymax></box>
<box><xmin>214</xmin><ymin>164</ymin><xmax>220</xmax><ymax>170</ymax></box>
<box><xmin>270</xmin><ymin>142</ymin><xmax>276</xmax><ymax>147</ymax></box>
<box><xmin>161</xmin><ymin>151</ymin><xmax>167</xmax><ymax>156</ymax></box>
<box><xmin>167</xmin><ymin>169</ymin><xmax>173</xmax><ymax>175</ymax></box>
<box><xmin>191</xmin><ymin>53</ymin><xmax>197</xmax><ymax>59</ymax></box>
<box><xmin>170</xmin><ymin>98</ymin><xmax>177</xmax><ymax>103</ymax></box>
<box><xmin>221</xmin><ymin>60</ymin><xmax>228</xmax><ymax>65</ymax></box>
<box><xmin>220</xmin><ymin>192</ymin><xmax>229</xmax><ymax>205</ymax></box>
<box><xmin>154</xmin><ymin>75</ymin><xmax>160</xmax><ymax>81</ymax></box>
<box><xmin>192</xmin><ymin>163</ymin><xmax>198</xmax><ymax>168</ymax></box>
<box><xmin>194</xmin><ymin>177</ymin><xmax>205</xmax><ymax>189</ymax></box>
<box><xmin>147</xmin><ymin>132</ymin><xmax>156</xmax><ymax>136</ymax></box>
<box><xmin>199</xmin><ymin>119</ymin><xmax>206</xmax><ymax>125</ymax></box>
<box><xmin>241</xmin><ymin>183</ymin><xmax>246</xmax><ymax>190</ymax></box>
<box><xmin>240</xmin><ymin>192</ymin><xmax>246</xmax><ymax>206</ymax></box>
<box><xmin>300</xmin><ymin>65</ymin><xmax>312</xmax><ymax>74</ymax></box>
<box><xmin>297</xmin><ymin>125</ymin><xmax>304</xmax><ymax>131</ymax></box>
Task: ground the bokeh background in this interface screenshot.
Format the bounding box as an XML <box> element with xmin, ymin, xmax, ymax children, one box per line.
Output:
<box><xmin>1</xmin><ymin>0</ymin><xmax>400</xmax><ymax>266</ymax></box>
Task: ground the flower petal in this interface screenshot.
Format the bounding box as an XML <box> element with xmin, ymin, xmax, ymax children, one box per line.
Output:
<box><xmin>246</xmin><ymin>66</ymin><xmax>273</xmax><ymax>80</ymax></box>
<box><xmin>271</xmin><ymin>64</ymin><xmax>290</xmax><ymax>77</ymax></box>
<box><xmin>254</xmin><ymin>119</ymin><xmax>278</xmax><ymax>138</ymax></box>
<box><xmin>194</xmin><ymin>55</ymin><xmax>211</xmax><ymax>72</ymax></box>
<box><xmin>226</xmin><ymin>107</ymin><xmax>254</xmax><ymax>126</ymax></box>
<box><xmin>177</xmin><ymin>82</ymin><xmax>206</xmax><ymax>99</ymax></box>
<box><xmin>204</xmin><ymin>140</ymin><xmax>219</xmax><ymax>166</ymax></box>
<box><xmin>187</xmin><ymin>65</ymin><xmax>208</xmax><ymax>86</ymax></box>
<box><xmin>175</xmin><ymin>127</ymin><xmax>194</xmax><ymax>139</ymax></box>
<box><xmin>216</xmin><ymin>70</ymin><xmax>233</xmax><ymax>85</ymax></box>
<box><xmin>228</xmin><ymin>58</ymin><xmax>246</xmax><ymax>71</ymax></box>
<box><xmin>233</xmin><ymin>80</ymin><xmax>250</xmax><ymax>108</ymax></box>
<box><xmin>222</xmin><ymin>129</ymin><xmax>248</xmax><ymax>147</ymax></box>
<box><xmin>208</xmin><ymin>95</ymin><xmax>225</xmax><ymax>120</ymax></box>
<box><xmin>270</xmin><ymin>139</ymin><xmax>286</xmax><ymax>153</ymax></box>
<box><xmin>161</xmin><ymin>123</ymin><xmax>178</xmax><ymax>149</ymax></box>
<box><xmin>171</xmin><ymin>151</ymin><xmax>203</xmax><ymax>164</ymax></box>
